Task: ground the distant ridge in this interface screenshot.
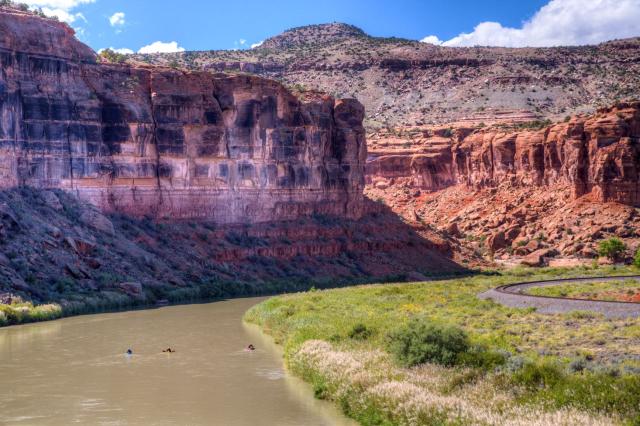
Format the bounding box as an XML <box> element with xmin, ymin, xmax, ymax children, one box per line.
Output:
<box><xmin>260</xmin><ymin>23</ymin><xmax>368</xmax><ymax>49</ymax></box>
<box><xmin>133</xmin><ymin>23</ymin><xmax>640</xmax><ymax>129</ymax></box>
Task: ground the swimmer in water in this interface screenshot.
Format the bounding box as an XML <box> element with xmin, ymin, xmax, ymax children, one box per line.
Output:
<box><xmin>246</xmin><ymin>344</ymin><xmax>255</xmax><ymax>351</ymax></box>
<box><xmin>162</xmin><ymin>348</ymin><xmax>175</xmax><ymax>353</ymax></box>
<box><xmin>126</xmin><ymin>348</ymin><xmax>133</xmax><ymax>355</ymax></box>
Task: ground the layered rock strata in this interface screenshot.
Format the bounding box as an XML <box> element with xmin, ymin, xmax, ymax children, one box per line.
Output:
<box><xmin>367</xmin><ymin>102</ymin><xmax>640</xmax><ymax>206</ymax></box>
<box><xmin>0</xmin><ymin>9</ymin><xmax>366</xmax><ymax>223</ymax></box>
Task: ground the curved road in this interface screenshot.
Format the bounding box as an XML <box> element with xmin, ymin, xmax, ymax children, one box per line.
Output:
<box><xmin>478</xmin><ymin>275</ymin><xmax>640</xmax><ymax>318</ymax></box>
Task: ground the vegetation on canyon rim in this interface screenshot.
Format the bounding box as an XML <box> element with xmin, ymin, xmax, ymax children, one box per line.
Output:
<box><xmin>245</xmin><ymin>265</ymin><xmax>640</xmax><ymax>425</ymax></box>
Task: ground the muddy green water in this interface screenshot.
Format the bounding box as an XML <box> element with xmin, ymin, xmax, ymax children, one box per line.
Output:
<box><xmin>0</xmin><ymin>297</ymin><xmax>356</xmax><ymax>425</ymax></box>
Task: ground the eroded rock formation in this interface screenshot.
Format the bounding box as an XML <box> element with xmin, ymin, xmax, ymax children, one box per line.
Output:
<box><xmin>368</xmin><ymin>102</ymin><xmax>640</xmax><ymax>206</ymax></box>
<box><xmin>0</xmin><ymin>8</ymin><xmax>366</xmax><ymax>223</ymax></box>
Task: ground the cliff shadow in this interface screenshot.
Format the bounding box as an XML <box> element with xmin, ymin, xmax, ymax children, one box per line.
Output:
<box><xmin>0</xmin><ymin>188</ymin><xmax>470</xmax><ymax>325</ymax></box>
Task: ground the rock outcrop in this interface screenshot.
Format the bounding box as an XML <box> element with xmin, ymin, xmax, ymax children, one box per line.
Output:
<box><xmin>367</xmin><ymin>102</ymin><xmax>640</xmax><ymax>207</ymax></box>
<box><xmin>0</xmin><ymin>8</ymin><xmax>366</xmax><ymax>223</ymax></box>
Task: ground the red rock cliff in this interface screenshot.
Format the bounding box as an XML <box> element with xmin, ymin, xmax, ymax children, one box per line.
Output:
<box><xmin>0</xmin><ymin>8</ymin><xmax>367</xmax><ymax>223</ymax></box>
<box><xmin>368</xmin><ymin>102</ymin><xmax>640</xmax><ymax>206</ymax></box>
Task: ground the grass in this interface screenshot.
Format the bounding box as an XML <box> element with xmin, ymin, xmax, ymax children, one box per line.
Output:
<box><xmin>0</xmin><ymin>273</ymin><xmax>386</xmax><ymax>328</ymax></box>
<box><xmin>245</xmin><ymin>265</ymin><xmax>640</xmax><ymax>425</ymax></box>
<box><xmin>526</xmin><ymin>279</ymin><xmax>640</xmax><ymax>302</ymax></box>
<box><xmin>0</xmin><ymin>301</ymin><xmax>62</xmax><ymax>326</ymax></box>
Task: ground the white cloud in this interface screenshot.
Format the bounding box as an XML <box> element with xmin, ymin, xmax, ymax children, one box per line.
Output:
<box><xmin>420</xmin><ymin>35</ymin><xmax>443</xmax><ymax>45</ymax></box>
<box><xmin>138</xmin><ymin>41</ymin><xmax>185</xmax><ymax>54</ymax></box>
<box><xmin>109</xmin><ymin>12</ymin><xmax>125</xmax><ymax>27</ymax></box>
<box><xmin>460</xmin><ymin>0</ymin><xmax>639</xmax><ymax>47</ymax></box>
<box><xmin>22</xmin><ymin>0</ymin><xmax>94</xmax><ymax>24</ymax></box>
<box><xmin>38</xmin><ymin>6</ymin><xmax>84</xmax><ymax>23</ymax></box>
<box><xmin>232</xmin><ymin>39</ymin><xmax>250</xmax><ymax>50</ymax></box>
<box><xmin>39</xmin><ymin>7</ymin><xmax>74</xmax><ymax>22</ymax></box>
<box><xmin>22</xmin><ymin>0</ymin><xmax>94</xmax><ymax>8</ymax></box>
<box><xmin>98</xmin><ymin>47</ymin><xmax>134</xmax><ymax>54</ymax></box>
<box><xmin>251</xmin><ymin>40</ymin><xmax>264</xmax><ymax>49</ymax></box>
<box><xmin>423</xmin><ymin>0</ymin><xmax>640</xmax><ymax>47</ymax></box>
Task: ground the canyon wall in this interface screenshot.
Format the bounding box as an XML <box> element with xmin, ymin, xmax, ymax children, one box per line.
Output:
<box><xmin>367</xmin><ymin>102</ymin><xmax>640</xmax><ymax>206</ymax></box>
<box><xmin>0</xmin><ymin>9</ymin><xmax>366</xmax><ymax>223</ymax></box>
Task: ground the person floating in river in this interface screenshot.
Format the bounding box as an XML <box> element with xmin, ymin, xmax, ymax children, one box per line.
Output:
<box><xmin>126</xmin><ymin>348</ymin><xmax>133</xmax><ymax>355</ymax></box>
<box><xmin>246</xmin><ymin>344</ymin><xmax>256</xmax><ymax>351</ymax></box>
<box><xmin>162</xmin><ymin>348</ymin><xmax>175</xmax><ymax>353</ymax></box>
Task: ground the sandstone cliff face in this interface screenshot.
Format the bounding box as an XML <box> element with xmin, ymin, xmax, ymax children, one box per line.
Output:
<box><xmin>0</xmin><ymin>9</ymin><xmax>366</xmax><ymax>223</ymax></box>
<box><xmin>367</xmin><ymin>102</ymin><xmax>640</xmax><ymax>207</ymax></box>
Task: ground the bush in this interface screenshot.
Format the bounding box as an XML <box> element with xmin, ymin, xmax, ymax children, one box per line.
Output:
<box><xmin>512</xmin><ymin>361</ymin><xmax>564</xmax><ymax>389</ymax></box>
<box><xmin>348</xmin><ymin>323</ymin><xmax>373</xmax><ymax>340</ymax></box>
<box><xmin>98</xmin><ymin>48</ymin><xmax>128</xmax><ymax>64</ymax></box>
<box><xmin>458</xmin><ymin>346</ymin><xmax>507</xmax><ymax>370</ymax></box>
<box><xmin>568</xmin><ymin>357</ymin><xmax>588</xmax><ymax>373</ymax></box>
<box><xmin>442</xmin><ymin>128</ymin><xmax>454</xmax><ymax>137</ymax></box>
<box><xmin>387</xmin><ymin>319</ymin><xmax>469</xmax><ymax>367</ymax></box>
<box><xmin>598</xmin><ymin>237</ymin><xmax>627</xmax><ymax>261</ymax></box>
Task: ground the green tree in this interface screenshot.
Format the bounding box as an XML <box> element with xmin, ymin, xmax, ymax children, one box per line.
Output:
<box><xmin>598</xmin><ymin>238</ymin><xmax>627</xmax><ymax>261</ymax></box>
<box><xmin>633</xmin><ymin>248</ymin><xmax>640</xmax><ymax>268</ymax></box>
<box><xmin>98</xmin><ymin>48</ymin><xmax>128</xmax><ymax>64</ymax></box>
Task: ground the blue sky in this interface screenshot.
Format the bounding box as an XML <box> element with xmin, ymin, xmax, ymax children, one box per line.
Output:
<box><xmin>22</xmin><ymin>0</ymin><xmax>640</xmax><ymax>52</ymax></box>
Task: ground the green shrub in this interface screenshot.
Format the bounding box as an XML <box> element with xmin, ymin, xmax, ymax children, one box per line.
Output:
<box><xmin>98</xmin><ymin>48</ymin><xmax>128</xmax><ymax>64</ymax></box>
<box><xmin>634</xmin><ymin>248</ymin><xmax>640</xmax><ymax>268</ymax></box>
<box><xmin>512</xmin><ymin>361</ymin><xmax>564</xmax><ymax>389</ymax></box>
<box><xmin>598</xmin><ymin>238</ymin><xmax>627</xmax><ymax>261</ymax></box>
<box><xmin>387</xmin><ymin>319</ymin><xmax>469</xmax><ymax>367</ymax></box>
<box><xmin>348</xmin><ymin>323</ymin><xmax>373</xmax><ymax>340</ymax></box>
<box><xmin>458</xmin><ymin>346</ymin><xmax>507</xmax><ymax>370</ymax></box>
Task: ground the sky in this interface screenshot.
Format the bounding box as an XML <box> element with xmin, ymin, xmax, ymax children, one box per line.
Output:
<box><xmin>18</xmin><ymin>0</ymin><xmax>640</xmax><ymax>53</ymax></box>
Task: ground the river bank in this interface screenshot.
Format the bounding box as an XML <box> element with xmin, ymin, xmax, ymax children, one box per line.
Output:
<box><xmin>1</xmin><ymin>273</ymin><xmax>412</xmax><ymax>328</ymax></box>
<box><xmin>244</xmin><ymin>265</ymin><xmax>640</xmax><ymax>425</ymax></box>
<box><xmin>0</xmin><ymin>275</ymin><xmax>378</xmax><ymax>328</ymax></box>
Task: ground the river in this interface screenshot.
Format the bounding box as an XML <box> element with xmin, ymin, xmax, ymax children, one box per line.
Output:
<box><xmin>0</xmin><ymin>297</ymin><xmax>356</xmax><ymax>425</ymax></box>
